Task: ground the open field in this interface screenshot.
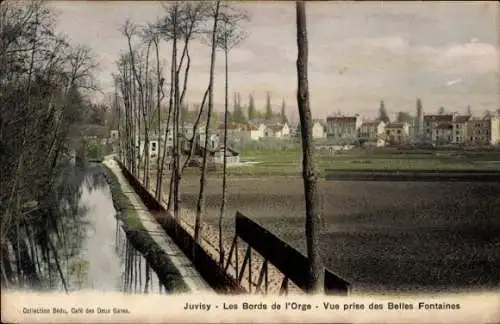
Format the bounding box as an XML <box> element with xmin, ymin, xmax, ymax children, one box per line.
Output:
<box><xmin>171</xmin><ymin>174</ymin><xmax>500</xmax><ymax>294</ymax></box>
<box><xmin>138</xmin><ymin>148</ymin><xmax>500</xmax><ymax>294</ymax></box>
<box><xmin>183</xmin><ymin>147</ymin><xmax>500</xmax><ymax>176</ymax></box>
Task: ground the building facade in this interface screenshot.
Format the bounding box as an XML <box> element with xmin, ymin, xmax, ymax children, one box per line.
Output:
<box><xmin>326</xmin><ymin>115</ymin><xmax>362</xmax><ymax>140</ymax></box>
<box><xmin>384</xmin><ymin>122</ymin><xmax>409</xmax><ymax>145</ymax></box>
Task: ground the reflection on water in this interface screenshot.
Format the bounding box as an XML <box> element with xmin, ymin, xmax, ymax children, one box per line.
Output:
<box><xmin>69</xmin><ymin>165</ymin><xmax>166</xmax><ymax>294</ymax></box>
<box><xmin>5</xmin><ymin>163</ymin><xmax>168</xmax><ymax>294</ymax></box>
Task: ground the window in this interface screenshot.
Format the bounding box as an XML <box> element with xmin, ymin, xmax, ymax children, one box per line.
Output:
<box><xmin>397</xmin><ymin>130</ymin><xmax>401</xmax><ymax>134</ymax></box>
<box><xmin>151</xmin><ymin>142</ymin><xmax>157</xmax><ymax>152</ymax></box>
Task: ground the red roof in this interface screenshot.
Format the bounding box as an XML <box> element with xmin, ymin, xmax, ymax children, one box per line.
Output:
<box><xmin>423</xmin><ymin>114</ymin><xmax>454</xmax><ymax>123</ymax></box>
<box><xmin>454</xmin><ymin>115</ymin><xmax>471</xmax><ymax>124</ymax></box>
<box><xmin>326</xmin><ymin>116</ymin><xmax>358</xmax><ymax>123</ymax></box>
<box><xmin>217</xmin><ymin>123</ymin><xmax>259</xmax><ymax>131</ymax></box>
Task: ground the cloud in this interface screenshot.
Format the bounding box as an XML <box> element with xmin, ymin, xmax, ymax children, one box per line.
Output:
<box><xmin>446</xmin><ymin>78</ymin><xmax>462</xmax><ymax>86</ymax></box>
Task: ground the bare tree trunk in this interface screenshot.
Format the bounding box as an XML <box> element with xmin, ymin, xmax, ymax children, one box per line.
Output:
<box><xmin>172</xmin><ymin>5</ymin><xmax>181</xmax><ymax>223</ymax></box>
<box><xmin>194</xmin><ymin>0</ymin><xmax>221</xmax><ymax>259</ymax></box>
<box><xmin>218</xmin><ymin>35</ymin><xmax>229</xmax><ymax>265</ymax></box>
<box><xmin>295</xmin><ymin>0</ymin><xmax>323</xmax><ymax>294</ymax></box>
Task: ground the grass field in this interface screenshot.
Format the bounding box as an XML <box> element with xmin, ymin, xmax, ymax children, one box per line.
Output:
<box><xmin>202</xmin><ymin>147</ymin><xmax>500</xmax><ymax>176</ymax></box>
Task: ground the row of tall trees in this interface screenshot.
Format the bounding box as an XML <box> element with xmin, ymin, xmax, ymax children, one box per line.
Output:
<box><xmin>179</xmin><ymin>92</ymin><xmax>290</xmax><ymax>125</ymax></box>
<box><xmin>112</xmin><ymin>1</ymin><xmax>248</xmax><ymax>261</ymax></box>
<box><xmin>230</xmin><ymin>92</ymin><xmax>288</xmax><ymax>124</ymax></box>
<box><xmin>0</xmin><ymin>1</ymin><xmax>101</xmax><ymax>289</ymax></box>
<box><xmin>113</xmin><ymin>0</ymin><xmax>323</xmax><ymax>294</ymax></box>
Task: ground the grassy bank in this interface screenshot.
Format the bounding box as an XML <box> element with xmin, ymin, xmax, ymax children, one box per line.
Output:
<box><xmin>220</xmin><ymin>147</ymin><xmax>500</xmax><ymax>176</ymax></box>
<box><xmin>102</xmin><ymin>164</ymin><xmax>190</xmax><ymax>293</ymax></box>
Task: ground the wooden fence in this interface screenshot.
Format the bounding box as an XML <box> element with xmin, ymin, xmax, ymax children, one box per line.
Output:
<box><xmin>223</xmin><ymin>212</ymin><xmax>350</xmax><ymax>295</ymax></box>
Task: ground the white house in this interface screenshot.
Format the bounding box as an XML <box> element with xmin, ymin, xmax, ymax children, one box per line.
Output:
<box><xmin>219</xmin><ymin>123</ymin><xmax>266</xmax><ymax>141</ymax></box>
<box><xmin>136</xmin><ymin>138</ymin><xmax>160</xmax><ymax>160</ymax></box>
<box><xmin>264</xmin><ymin>123</ymin><xmax>290</xmax><ymax>138</ymax></box>
<box><xmin>312</xmin><ymin>121</ymin><xmax>327</xmax><ymax>139</ymax></box>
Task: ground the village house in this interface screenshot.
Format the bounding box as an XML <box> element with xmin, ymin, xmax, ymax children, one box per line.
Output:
<box><xmin>467</xmin><ymin>116</ymin><xmax>500</xmax><ymax>145</ymax></box>
<box><xmin>423</xmin><ymin>114</ymin><xmax>454</xmax><ymax>143</ymax></box>
<box><xmin>452</xmin><ymin>115</ymin><xmax>471</xmax><ymax>144</ymax></box>
<box><xmin>326</xmin><ymin>115</ymin><xmax>362</xmax><ymax>140</ymax></box>
<box><xmin>359</xmin><ymin>120</ymin><xmax>386</xmax><ymax>139</ymax></box>
<box><xmin>312</xmin><ymin>120</ymin><xmax>327</xmax><ymax>139</ymax></box>
<box><xmin>217</xmin><ymin>122</ymin><xmax>266</xmax><ymax>141</ymax></box>
<box><xmin>358</xmin><ymin>120</ymin><xmax>386</xmax><ymax>147</ymax></box>
<box><xmin>435</xmin><ymin>123</ymin><xmax>454</xmax><ymax>144</ymax></box>
<box><xmin>264</xmin><ymin>122</ymin><xmax>290</xmax><ymax>138</ymax></box>
<box><xmin>209</xmin><ymin>145</ymin><xmax>241</xmax><ymax>165</ymax></box>
<box><xmin>384</xmin><ymin>122</ymin><xmax>409</xmax><ymax>145</ymax></box>
<box><xmin>135</xmin><ymin>137</ymin><xmax>160</xmax><ymax>160</ymax></box>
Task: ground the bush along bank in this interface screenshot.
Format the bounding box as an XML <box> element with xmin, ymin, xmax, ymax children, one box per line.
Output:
<box><xmin>102</xmin><ymin>165</ymin><xmax>190</xmax><ymax>293</ymax></box>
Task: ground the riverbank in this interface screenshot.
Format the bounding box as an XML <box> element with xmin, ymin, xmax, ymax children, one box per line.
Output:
<box><xmin>102</xmin><ymin>158</ymin><xmax>212</xmax><ymax>294</ymax></box>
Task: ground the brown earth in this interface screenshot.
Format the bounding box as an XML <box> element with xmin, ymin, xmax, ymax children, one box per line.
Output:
<box><xmin>147</xmin><ymin>171</ymin><xmax>500</xmax><ymax>294</ymax></box>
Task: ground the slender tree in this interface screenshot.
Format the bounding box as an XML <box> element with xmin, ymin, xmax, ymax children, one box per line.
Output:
<box><xmin>295</xmin><ymin>0</ymin><xmax>323</xmax><ymax>293</ymax></box>
<box><xmin>214</xmin><ymin>2</ymin><xmax>248</xmax><ymax>264</ymax></box>
<box><xmin>280</xmin><ymin>97</ymin><xmax>288</xmax><ymax>124</ymax></box>
<box><xmin>378</xmin><ymin>100</ymin><xmax>390</xmax><ymax>123</ymax></box>
<box><xmin>247</xmin><ymin>93</ymin><xmax>256</xmax><ymax>122</ymax></box>
<box><xmin>194</xmin><ymin>0</ymin><xmax>221</xmax><ymax>259</ymax></box>
<box><xmin>265</xmin><ymin>91</ymin><xmax>273</xmax><ymax>121</ymax></box>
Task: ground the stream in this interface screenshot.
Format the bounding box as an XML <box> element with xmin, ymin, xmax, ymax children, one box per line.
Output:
<box><xmin>38</xmin><ymin>164</ymin><xmax>166</xmax><ymax>294</ymax></box>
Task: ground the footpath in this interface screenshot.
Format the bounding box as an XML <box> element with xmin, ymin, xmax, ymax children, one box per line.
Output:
<box><xmin>103</xmin><ymin>156</ymin><xmax>213</xmax><ymax>293</ymax></box>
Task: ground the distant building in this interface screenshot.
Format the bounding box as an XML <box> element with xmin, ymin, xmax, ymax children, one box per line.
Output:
<box><xmin>264</xmin><ymin>122</ymin><xmax>290</xmax><ymax>138</ymax></box>
<box><xmin>209</xmin><ymin>145</ymin><xmax>240</xmax><ymax>165</ymax></box>
<box><xmin>385</xmin><ymin>122</ymin><xmax>409</xmax><ymax>145</ymax></box>
<box><xmin>326</xmin><ymin>115</ymin><xmax>362</xmax><ymax>140</ymax></box>
<box><xmin>359</xmin><ymin>120</ymin><xmax>386</xmax><ymax>140</ymax></box>
<box><xmin>423</xmin><ymin>114</ymin><xmax>454</xmax><ymax>143</ymax></box>
<box><xmin>217</xmin><ymin>122</ymin><xmax>266</xmax><ymax>141</ymax></box>
<box><xmin>435</xmin><ymin>122</ymin><xmax>453</xmax><ymax>144</ymax></box>
<box><xmin>467</xmin><ymin>116</ymin><xmax>500</xmax><ymax>145</ymax></box>
<box><xmin>452</xmin><ymin>115</ymin><xmax>471</xmax><ymax>144</ymax></box>
<box><xmin>312</xmin><ymin>120</ymin><xmax>327</xmax><ymax>139</ymax></box>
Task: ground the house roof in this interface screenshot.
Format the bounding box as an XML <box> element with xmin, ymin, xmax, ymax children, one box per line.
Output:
<box><xmin>423</xmin><ymin>114</ymin><xmax>454</xmax><ymax>123</ymax></box>
<box><xmin>454</xmin><ymin>115</ymin><xmax>471</xmax><ymax>123</ymax></box>
<box><xmin>436</xmin><ymin>122</ymin><xmax>453</xmax><ymax>130</ymax></box>
<box><xmin>326</xmin><ymin>116</ymin><xmax>359</xmax><ymax>123</ymax></box>
<box><xmin>386</xmin><ymin>122</ymin><xmax>407</xmax><ymax>128</ymax></box>
<box><xmin>361</xmin><ymin>121</ymin><xmax>382</xmax><ymax>127</ymax></box>
<box><xmin>217</xmin><ymin>123</ymin><xmax>260</xmax><ymax>131</ymax></box>
<box><xmin>267</xmin><ymin>124</ymin><xmax>286</xmax><ymax>132</ymax></box>
<box><xmin>206</xmin><ymin>144</ymin><xmax>240</xmax><ymax>155</ymax></box>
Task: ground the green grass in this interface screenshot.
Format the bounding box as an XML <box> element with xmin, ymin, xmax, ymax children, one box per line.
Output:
<box><xmin>228</xmin><ymin>147</ymin><xmax>500</xmax><ymax>176</ymax></box>
<box><xmin>103</xmin><ymin>165</ymin><xmax>143</xmax><ymax>230</ymax></box>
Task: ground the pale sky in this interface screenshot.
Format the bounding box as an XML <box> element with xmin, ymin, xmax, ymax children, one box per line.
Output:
<box><xmin>48</xmin><ymin>1</ymin><xmax>499</xmax><ymax>120</ymax></box>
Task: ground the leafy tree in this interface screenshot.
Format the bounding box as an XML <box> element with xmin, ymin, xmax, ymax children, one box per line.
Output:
<box><xmin>265</xmin><ymin>91</ymin><xmax>273</xmax><ymax>121</ymax></box>
<box><xmin>396</xmin><ymin>111</ymin><xmax>414</xmax><ymax>123</ymax></box>
<box><xmin>232</xmin><ymin>92</ymin><xmax>246</xmax><ymax>123</ymax></box>
<box><xmin>247</xmin><ymin>93</ymin><xmax>256</xmax><ymax>121</ymax></box>
<box><xmin>281</xmin><ymin>97</ymin><xmax>288</xmax><ymax>123</ymax></box>
<box><xmin>378</xmin><ymin>100</ymin><xmax>390</xmax><ymax>123</ymax></box>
